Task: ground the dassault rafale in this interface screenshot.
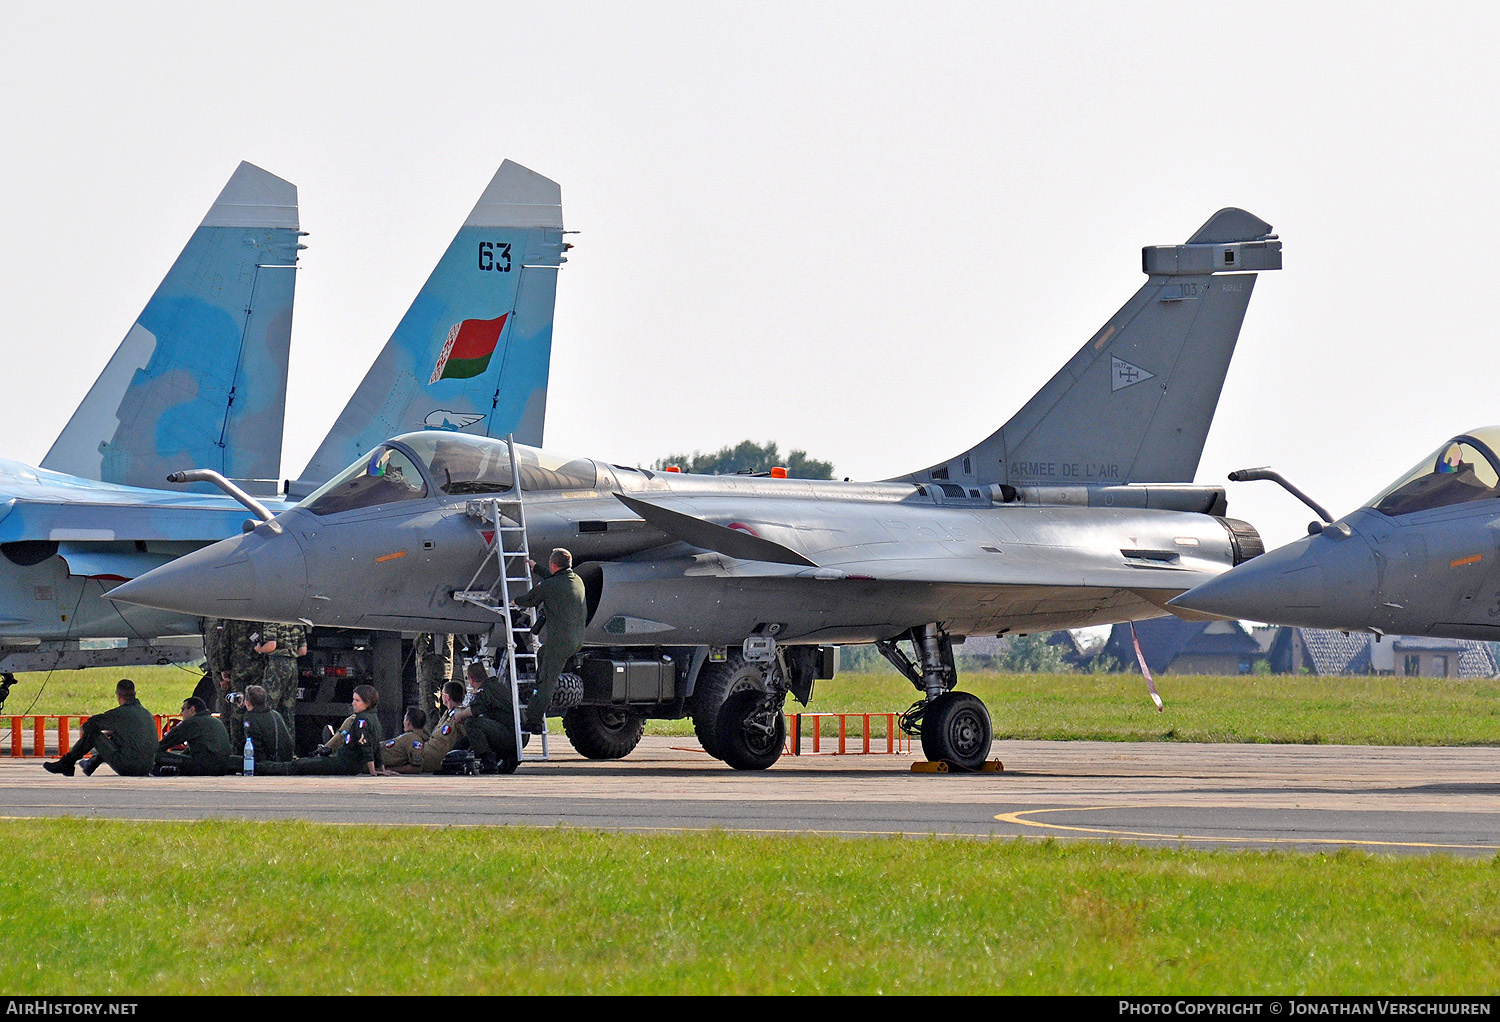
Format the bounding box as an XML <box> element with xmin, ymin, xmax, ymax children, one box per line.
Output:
<box><xmin>111</xmin><ymin>208</ymin><xmax>1281</xmax><ymax>771</ymax></box>
<box><xmin>1171</xmin><ymin>428</ymin><xmax>1500</xmax><ymax>640</ymax></box>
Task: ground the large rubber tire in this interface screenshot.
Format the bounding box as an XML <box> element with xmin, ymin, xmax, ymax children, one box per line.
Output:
<box><xmin>547</xmin><ymin>672</ymin><xmax>585</xmax><ymax>712</ymax></box>
<box><xmin>919</xmin><ymin>691</ymin><xmax>993</xmax><ymax>771</ymax></box>
<box><xmin>716</xmin><ymin>690</ymin><xmax>786</xmax><ymax>771</ymax></box>
<box><xmin>562</xmin><ymin>706</ymin><xmax>646</xmax><ymax>760</ymax></box>
<box><xmin>691</xmin><ymin>653</ymin><xmax>768</xmax><ymax>759</ymax></box>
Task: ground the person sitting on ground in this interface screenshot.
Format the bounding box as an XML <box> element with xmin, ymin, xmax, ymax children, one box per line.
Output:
<box><xmin>235</xmin><ymin>684</ymin><xmax>296</xmax><ymax>771</ymax></box>
<box><xmin>43</xmin><ymin>678</ymin><xmax>157</xmax><ymax>778</ymax></box>
<box><xmin>419</xmin><ymin>681</ymin><xmax>468</xmax><ymax>773</ymax></box>
<box><xmin>379</xmin><ymin>707</ymin><xmax>429</xmax><ymax>775</ymax></box>
<box><xmin>452</xmin><ymin>665</ymin><xmax>525</xmax><ymax>774</ymax></box>
<box><xmin>153</xmin><ymin>697</ymin><xmax>232</xmax><ymax>776</ymax></box>
<box><xmin>258</xmin><ymin>685</ymin><xmax>383</xmax><ymax>776</ymax></box>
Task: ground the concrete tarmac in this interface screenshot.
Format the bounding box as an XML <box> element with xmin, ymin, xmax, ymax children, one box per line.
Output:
<box><xmin>4</xmin><ymin>737</ymin><xmax>1499</xmax><ymax>856</ymax></box>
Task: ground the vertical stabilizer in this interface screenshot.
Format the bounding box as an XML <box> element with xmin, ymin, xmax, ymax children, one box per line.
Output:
<box><xmin>42</xmin><ymin>162</ymin><xmax>300</xmax><ymax>492</ymax></box>
<box><xmin>295</xmin><ymin>160</ymin><xmax>566</xmax><ymax>488</ymax></box>
<box><xmin>900</xmin><ymin>208</ymin><xmax>1280</xmax><ymax>488</ymax></box>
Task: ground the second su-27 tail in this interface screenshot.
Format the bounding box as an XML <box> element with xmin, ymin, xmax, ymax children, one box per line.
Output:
<box><xmin>902</xmin><ymin>208</ymin><xmax>1281</xmax><ymax>491</ymax></box>
<box><xmin>293</xmin><ymin>160</ymin><xmax>567</xmax><ymax>491</ymax></box>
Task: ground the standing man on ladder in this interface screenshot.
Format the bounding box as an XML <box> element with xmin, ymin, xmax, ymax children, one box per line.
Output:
<box><xmin>512</xmin><ymin>548</ymin><xmax>586</xmax><ymax>735</ymax></box>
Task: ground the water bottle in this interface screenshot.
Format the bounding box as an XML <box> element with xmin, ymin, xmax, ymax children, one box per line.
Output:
<box><xmin>243</xmin><ymin>723</ymin><xmax>255</xmax><ymax>777</ymax></box>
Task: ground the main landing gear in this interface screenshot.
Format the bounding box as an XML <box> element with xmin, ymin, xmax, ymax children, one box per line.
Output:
<box><xmin>692</xmin><ymin>648</ymin><xmax>791</xmax><ymax>771</ymax></box>
<box><xmin>879</xmin><ymin>624</ymin><xmax>993</xmax><ymax>772</ymax></box>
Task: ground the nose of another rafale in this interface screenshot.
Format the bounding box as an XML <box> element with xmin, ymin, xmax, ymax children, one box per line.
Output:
<box><xmin>108</xmin><ymin>527</ymin><xmax>309</xmax><ymax>623</ymax></box>
<box><xmin>1169</xmin><ymin>526</ymin><xmax>1379</xmax><ymax>628</ymax></box>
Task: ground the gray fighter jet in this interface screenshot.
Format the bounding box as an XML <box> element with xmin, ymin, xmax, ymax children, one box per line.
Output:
<box><xmin>110</xmin><ymin>208</ymin><xmax>1281</xmax><ymax>770</ymax></box>
<box><xmin>1170</xmin><ymin>428</ymin><xmax>1500</xmax><ymax>640</ymax></box>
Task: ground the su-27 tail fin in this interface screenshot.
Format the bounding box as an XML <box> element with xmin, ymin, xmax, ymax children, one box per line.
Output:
<box><xmin>900</xmin><ymin>208</ymin><xmax>1281</xmax><ymax>489</ymax></box>
<box><xmin>42</xmin><ymin>162</ymin><xmax>300</xmax><ymax>494</ymax></box>
<box><xmin>294</xmin><ymin>160</ymin><xmax>566</xmax><ymax>491</ymax></box>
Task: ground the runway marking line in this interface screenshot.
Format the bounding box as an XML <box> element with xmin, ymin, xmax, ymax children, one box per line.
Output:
<box><xmin>994</xmin><ymin>805</ymin><xmax>1500</xmax><ymax>851</ymax></box>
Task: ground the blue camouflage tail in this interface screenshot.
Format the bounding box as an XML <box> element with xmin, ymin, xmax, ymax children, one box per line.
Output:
<box><xmin>295</xmin><ymin>160</ymin><xmax>566</xmax><ymax>489</ymax></box>
<box><xmin>42</xmin><ymin>162</ymin><xmax>300</xmax><ymax>493</ymax></box>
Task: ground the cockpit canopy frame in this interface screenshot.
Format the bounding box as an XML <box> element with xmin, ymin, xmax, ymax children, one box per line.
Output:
<box><xmin>298</xmin><ymin>431</ymin><xmax>599</xmax><ymax>517</ymax></box>
<box><xmin>1368</xmin><ymin>427</ymin><xmax>1500</xmax><ymax>517</ymax></box>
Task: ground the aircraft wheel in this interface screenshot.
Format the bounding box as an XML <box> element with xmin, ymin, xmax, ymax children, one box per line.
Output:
<box><xmin>716</xmin><ymin>690</ymin><xmax>785</xmax><ymax>771</ymax></box>
<box><xmin>562</xmin><ymin>706</ymin><xmax>646</xmax><ymax>760</ymax></box>
<box><xmin>691</xmin><ymin>653</ymin><xmax>766</xmax><ymax>759</ymax></box>
<box><xmin>919</xmin><ymin>691</ymin><xmax>992</xmax><ymax>771</ymax></box>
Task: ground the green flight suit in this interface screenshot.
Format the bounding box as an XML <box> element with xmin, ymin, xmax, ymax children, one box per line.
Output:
<box><xmin>235</xmin><ymin>706</ymin><xmax>295</xmax><ymax>770</ymax></box>
<box><xmin>260</xmin><ymin>710</ymin><xmax>383</xmax><ymax>776</ymax></box>
<box><xmin>155</xmin><ymin>712</ymin><xmax>232</xmax><ymax>775</ymax></box>
<box><xmin>419</xmin><ymin>707</ymin><xmax>463</xmax><ymax>772</ymax></box>
<box><xmin>513</xmin><ymin>567</ymin><xmax>586</xmax><ymax>732</ymax></box>
<box><xmin>58</xmin><ymin>698</ymin><xmax>157</xmax><ymax>776</ymax></box>
<box><xmin>463</xmin><ymin>676</ymin><xmax>522</xmax><ymax>766</ymax></box>
<box><xmin>381</xmin><ymin>730</ymin><xmax>426</xmax><ymax>771</ymax></box>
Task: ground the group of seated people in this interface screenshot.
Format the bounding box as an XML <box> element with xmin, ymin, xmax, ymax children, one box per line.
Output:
<box><xmin>43</xmin><ymin>662</ymin><xmax>525</xmax><ymax>778</ymax></box>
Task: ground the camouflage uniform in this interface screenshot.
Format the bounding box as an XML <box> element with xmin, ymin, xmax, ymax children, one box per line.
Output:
<box><xmin>201</xmin><ymin>618</ymin><xmax>227</xmax><ymax>713</ymax></box>
<box><xmin>258</xmin><ymin>622</ymin><xmax>305</xmax><ymax>743</ymax></box>
<box><xmin>415</xmin><ymin>633</ymin><xmax>454</xmax><ymax>721</ymax></box>
<box><xmin>221</xmin><ymin>620</ymin><xmax>263</xmax><ymax>734</ymax></box>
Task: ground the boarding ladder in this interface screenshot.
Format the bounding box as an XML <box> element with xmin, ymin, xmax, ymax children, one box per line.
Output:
<box><xmin>452</xmin><ymin>434</ymin><xmax>549</xmax><ymax>764</ymax></box>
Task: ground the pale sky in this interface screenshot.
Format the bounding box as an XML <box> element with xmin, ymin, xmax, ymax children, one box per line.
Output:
<box><xmin>3</xmin><ymin>2</ymin><xmax>1497</xmax><ymax>552</ymax></box>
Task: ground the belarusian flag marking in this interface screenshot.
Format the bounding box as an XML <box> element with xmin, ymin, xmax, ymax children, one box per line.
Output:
<box><xmin>429</xmin><ymin>313</ymin><xmax>509</xmax><ymax>384</ymax></box>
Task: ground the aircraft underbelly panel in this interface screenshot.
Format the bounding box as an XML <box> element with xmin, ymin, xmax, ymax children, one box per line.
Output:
<box><xmin>586</xmin><ymin>564</ymin><xmax>1182</xmax><ymax>645</ymax></box>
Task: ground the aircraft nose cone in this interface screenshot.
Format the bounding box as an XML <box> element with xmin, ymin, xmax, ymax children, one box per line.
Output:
<box><xmin>1169</xmin><ymin>527</ymin><xmax>1379</xmax><ymax>629</ymax></box>
<box><xmin>108</xmin><ymin>528</ymin><xmax>308</xmax><ymax>623</ymax></box>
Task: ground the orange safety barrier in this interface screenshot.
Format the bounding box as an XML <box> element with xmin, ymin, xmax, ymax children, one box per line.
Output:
<box><xmin>3</xmin><ymin>714</ymin><xmax>177</xmax><ymax>758</ymax></box>
<box><xmin>785</xmin><ymin>712</ymin><xmax>912</xmax><ymax>756</ymax></box>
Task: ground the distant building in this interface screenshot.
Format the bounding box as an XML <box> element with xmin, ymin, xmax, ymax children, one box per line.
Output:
<box><xmin>953</xmin><ymin>623</ymin><xmax>1497</xmax><ymax>678</ymax></box>
<box><xmin>1242</xmin><ymin>626</ymin><xmax>1494</xmax><ymax>678</ymax></box>
<box><xmin>1104</xmin><ymin>618</ymin><xmax>1264</xmax><ymax>675</ymax></box>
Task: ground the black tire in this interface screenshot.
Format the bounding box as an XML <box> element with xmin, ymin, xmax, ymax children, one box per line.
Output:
<box><xmin>716</xmin><ymin>690</ymin><xmax>786</xmax><ymax>771</ymax></box>
<box><xmin>495</xmin><ymin>757</ymin><xmax>519</xmax><ymax>775</ymax></box>
<box><xmin>919</xmin><ymin>691</ymin><xmax>993</xmax><ymax>771</ymax></box>
<box><xmin>690</xmin><ymin>653</ymin><xmax>768</xmax><ymax>759</ymax></box>
<box><xmin>562</xmin><ymin>706</ymin><xmax>646</xmax><ymax>760</ymax></box>
<box><xmin>546</xmin><ymin>671</ymin><xmax>585</xmax><ymax>712</ymax></box>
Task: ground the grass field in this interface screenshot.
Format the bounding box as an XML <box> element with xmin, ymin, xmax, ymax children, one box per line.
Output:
<box><xmin>7</xmin><ymin>666</ymin><xmax>1500</xmax><ymax>747</ymax></box>
<box><xmin>3</xmin><ymin>818</ymin><xmax>1497</xmax><ymax>995</ymax></box>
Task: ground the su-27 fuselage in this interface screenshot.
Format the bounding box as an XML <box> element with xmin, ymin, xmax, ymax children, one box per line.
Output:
<box><xmin>110</xmin><ymin>431</ymin><xmax>1263</xmax><ymax>647</ymax></box>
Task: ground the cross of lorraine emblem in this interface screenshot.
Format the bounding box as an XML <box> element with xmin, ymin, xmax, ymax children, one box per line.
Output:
<box><xmin>1111</xmin><ymin>356</ymin><xmax>1155</xmax><ymax>393</ymax></box>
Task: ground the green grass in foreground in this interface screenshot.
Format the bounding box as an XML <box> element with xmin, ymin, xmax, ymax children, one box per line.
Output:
<box><xmin>9</xmin><ymin>666</ymin><xmax>1500</xmax><ymax>747</ymax></box>
<box><xmin>3</xmin><ymin>819</ymin><xmax>1497</xmax><ymax>995</ymax></box>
